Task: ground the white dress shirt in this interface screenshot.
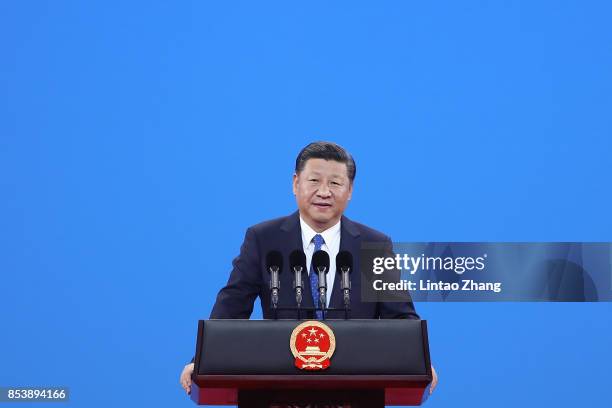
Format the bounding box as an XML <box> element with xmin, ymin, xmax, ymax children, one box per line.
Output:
<box><xmin>299</xmin><ymin>216</ymin><xmax>341</xmax><ymax>306</ymax></box>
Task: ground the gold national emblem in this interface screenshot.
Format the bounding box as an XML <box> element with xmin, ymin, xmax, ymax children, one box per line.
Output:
<box><xmin>290</xmin><ymin>321</ymin><xmax>336</xmax><ymax>370</ymax></box>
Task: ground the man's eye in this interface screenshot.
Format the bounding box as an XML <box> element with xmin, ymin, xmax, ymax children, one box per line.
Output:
<box><xmin>309</xmin><ymin>179</ymin><xmax>318</xmax><ymax>182</ymax></box>
<box><xmin>331</xmin><ymin>182</ymin><xmax>341</xmax><ymax>186</ymax></box>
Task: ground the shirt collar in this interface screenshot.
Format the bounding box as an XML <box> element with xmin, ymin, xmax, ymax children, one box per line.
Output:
<box><xmin>299</xmin><ymin>216</ymin><xmax>341</xmax><ymax>249</ymax></box>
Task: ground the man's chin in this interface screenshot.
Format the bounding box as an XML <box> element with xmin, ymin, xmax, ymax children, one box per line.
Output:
<box><xmin>310</xmin><ymin>215</ymin><xmax>339</xmax><ymax>229</ymax></box>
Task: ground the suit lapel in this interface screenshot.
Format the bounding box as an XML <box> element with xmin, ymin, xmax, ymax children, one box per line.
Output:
<box><xmin>329</xmin><ymin>215</ymin><xmax>361</xmax><ymax>309</ymax></box>
<box><xmin>279</xmin><ymin>212</ymin><xmax>315</xmax><ymax>310</ymax></box>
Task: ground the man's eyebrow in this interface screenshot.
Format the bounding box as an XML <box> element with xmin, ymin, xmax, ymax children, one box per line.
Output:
<box><xmin>305</xmin><ymin>172</ymin><xmax>346</xmax><ymax>179</ymax></box>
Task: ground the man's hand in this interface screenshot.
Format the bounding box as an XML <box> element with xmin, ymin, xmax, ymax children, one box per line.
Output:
<box><xmin>430</xmin><ymin>365</ymin><xmax>438</xmax><ymax>395</ymax></box>
<box><xmin>180</xmin><ymin>363</ymin><xmax>194</xmax><ymax>394</ymax></box>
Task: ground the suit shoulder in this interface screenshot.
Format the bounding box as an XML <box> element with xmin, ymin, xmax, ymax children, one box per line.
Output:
<box><xmin>348</xmin><ymin>219</ymin><xmax>391</xmax><ymax>242</ymax></box>
<box><xmin>247</xmin><ymin>214</ymin><xmax>293</xmax><ymax>234</ymax></box>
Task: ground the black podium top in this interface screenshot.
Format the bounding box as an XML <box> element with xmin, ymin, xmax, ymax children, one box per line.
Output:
<box><xmin>196</xmin><ymin>319</ymin><xmax>429</xmax><ymax>376</ymax></box>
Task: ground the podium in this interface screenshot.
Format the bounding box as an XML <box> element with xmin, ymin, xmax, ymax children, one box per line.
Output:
<box><xmin>191</xmin><ymin>319</ymin><xmax>432</xmax><ymax>407</ymax></box>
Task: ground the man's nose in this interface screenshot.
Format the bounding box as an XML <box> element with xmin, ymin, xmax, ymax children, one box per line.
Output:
<box><xmin>317</xmin><ymin>184</ymin><xmax>331</xmax><ymax>197</ymax></box>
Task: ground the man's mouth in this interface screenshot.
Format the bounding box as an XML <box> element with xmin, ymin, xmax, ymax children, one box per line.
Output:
<box><xmin>312</xmin><ymin>202</ymin><xmax>332</xmax><ymax>208</ymax></box>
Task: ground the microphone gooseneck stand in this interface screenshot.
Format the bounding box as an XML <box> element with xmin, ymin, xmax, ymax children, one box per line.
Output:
<box><xmin>269</xmin><ymin>251</ymin><xmax>353</xmax><ymax>321</ymax></box>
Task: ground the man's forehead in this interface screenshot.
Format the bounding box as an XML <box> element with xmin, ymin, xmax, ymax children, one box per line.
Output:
<box><xmin>301</xmin><ymin>159</ymin><xmax>349</xmax><ymax>178</ymax></box>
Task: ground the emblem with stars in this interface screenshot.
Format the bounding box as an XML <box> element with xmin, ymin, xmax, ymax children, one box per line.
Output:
<box><xmin>290</xmin><ymin>321</ymin><xmax>336</xmax><ymax>370</ymax></box>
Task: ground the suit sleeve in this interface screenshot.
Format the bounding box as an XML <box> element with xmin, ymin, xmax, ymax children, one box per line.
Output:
<box><xmin>377</xmin><ymin>236</ymin><xmax>420</xmax><ymax>319</ymax></box>
<box><xmin>209</xmin><ymin>227</ymin><xmax>262</xmax><ymax>319</ymax></box>
<box><xmin>190</xmin><ymin>228</ymin><xmax>263</xmax><ymax>363</ymax></box>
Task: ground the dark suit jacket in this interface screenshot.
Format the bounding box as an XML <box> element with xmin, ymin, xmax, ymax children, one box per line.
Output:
<box><xmin>210</xmin><ymin>211</ymin><xmax>419</xmax><ymax>320</ymax></box>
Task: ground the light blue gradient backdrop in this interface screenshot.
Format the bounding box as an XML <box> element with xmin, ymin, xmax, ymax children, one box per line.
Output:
<box><xmin>1</xmin><ymin>1</ymin><xmax>611</xmax><ymax>407</ymax></box>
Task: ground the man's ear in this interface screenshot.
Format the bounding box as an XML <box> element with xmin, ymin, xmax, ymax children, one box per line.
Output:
<box><xmin>348</xmin><ymin>181</ymin><xmax>353</xmax><ymax>200</ymax></box>
<box><xmin>292</xmin><ymin>173</ymin><xmax>298</xmax><ymax>195</ymax></box>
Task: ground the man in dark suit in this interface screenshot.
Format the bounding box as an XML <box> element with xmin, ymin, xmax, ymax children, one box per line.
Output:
<box><xmin>180</xmin><ymin>141</ymin><xmax>437</xmax><ymax>395</ymax></box>
<box><xmin>209</xmin><ymin>210</ymin><xmax>419</xmax><ymax>320</ymax></box>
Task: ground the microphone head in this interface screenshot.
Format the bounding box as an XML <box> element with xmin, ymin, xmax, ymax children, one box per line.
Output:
<box><xmin>289</xmin><ymin>249</ymin><xmax>307</xmax><ymax>272</ymax></box>
<box><xmin>312</xmin><ymin>250</ymin><xmax>330</xmax><ymax>274</ymax></box>
<box><xmin>266</xmin><ymin>250</ymin><xmax>283</xmax><ymax>273</ymax></box>
<box><xmin>336</xmin><ymin>250</ymin><xmax>353</xmax><ymax>274</ymax></box>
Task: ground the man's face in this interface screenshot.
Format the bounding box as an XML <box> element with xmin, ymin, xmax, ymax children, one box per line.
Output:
<box><xmin>293</xmin><ymin>158</ymin><xmax>353</xmax><ymax>232</ymax></box>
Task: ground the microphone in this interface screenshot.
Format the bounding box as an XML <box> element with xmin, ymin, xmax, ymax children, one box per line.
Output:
<box><xmin>312</xmin><ymin>250</ymin><xmax>330</xmax><ymax>316</ymax></box>
<box><xmin>336</xmin><ymin>250</ymin><xmax>353</xmax><ymax>309</ymax></box>
<box><xmin>289</xmin><ymin>250</ymin><xmax>307</xmax><ymax>308</ymax></box>
<box><xmin>266</xmin><ymin>251</ymin><xmax>283</xmax><ymax>310</ymax></box>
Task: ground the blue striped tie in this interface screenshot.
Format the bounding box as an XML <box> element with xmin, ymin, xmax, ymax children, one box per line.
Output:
<box><xmin>310</xmin><ymin>234</ymin><xmax>325</xmax><ymax>319</ymax></box>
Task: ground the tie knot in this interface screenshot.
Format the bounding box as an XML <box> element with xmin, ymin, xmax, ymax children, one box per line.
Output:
<box><xmin>312</xmin><ymin>234</ymin><xmax>325</xmax><ymax>250</ymax></box>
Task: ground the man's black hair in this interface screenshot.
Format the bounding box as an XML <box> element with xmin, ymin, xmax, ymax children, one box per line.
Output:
<box><xmin>295</xmin><ymin>141</ymin><xmax>356</xmax><ymax>182</ymax></box>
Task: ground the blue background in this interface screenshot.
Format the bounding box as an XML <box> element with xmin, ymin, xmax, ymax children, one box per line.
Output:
<box><xmin>1</xmin><ymin>1</ymin><xmax>611</xmax><ymax>407</ymax></box>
